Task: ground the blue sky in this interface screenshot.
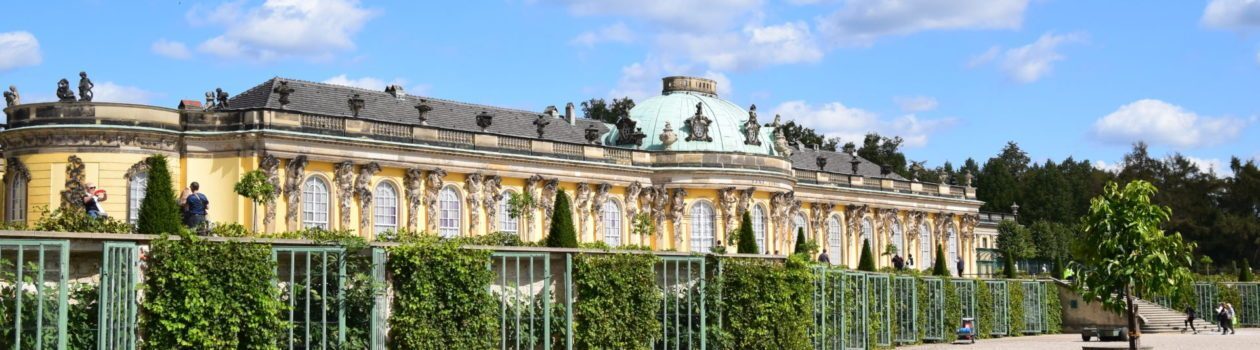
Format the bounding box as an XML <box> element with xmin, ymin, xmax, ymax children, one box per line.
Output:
<box><xmin>2</xmin><ymin>0</ymin><xmax>1258</xmax><ymax>175</ymax></box>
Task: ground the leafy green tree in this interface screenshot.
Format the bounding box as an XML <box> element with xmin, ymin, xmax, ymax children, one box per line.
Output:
<box><xmin>1074</xmin><ymin>180</ymin><xmax>1196</xmax><ymax>350</ymax></box>
<box><xmin>136</xmin><ymin>155</ymin><xmax>182</xmax><ymax>234</ymax></box>
<box><xmin>858</xmin><ymin>239</ymin><xmax>875</xmax><ymax>271</ymax></box>
<box><xmin>1029</xmin><ymin>220</ymin><xmax>1072</xmax><ymax>263</ymax></box>
<box><xmin>234</xmin><ymin>169</ymin><xmax>276</xmax><ymax>233</ymax></box>
<box><xmin>857</xmin><ymin>133</ymin><xmax>910</xmax><ymax>178</ymax></box>
<box><xmin>769</xmin><ymin>120</ymin><xmax>840</xmax><ymax>151</ymax></box>
<box><xmin>1240</xmin><ymin>259</ymin><xmax>1254</xmax><ymax>282</ymax></box>
<box><xmin>793</xmin><ymin>228</ymin><xmax>807</xmax><ymax>255</ymax></box>
<box><xmin>978</xmin><ymin>158</ymin><xmax>1020</xmax><ymax>213</ymax></box>
<box><xmin>997</xmin><ymin>141</ymin><xmax>1031</xmax><ymax>176</ymax></box>
<box><xmin>581</xmin><ymin>97</ymin><xmax>636</xmax><ymax>123</ymax></box>
<box><xmin>933</xmin><ymin>244</ymin><xmax>949</xmax><ymax>276</ymax></box>
<box><xmin>997</xmin><ymin>220</ymin><xmax>1036</xmax><ymax>267</ymax></box>
<box><xmin>545</xmin><ymin>189</ymin><xmax>578</xmax><ymax>248</ymax></box>
<box><xmin>736</xmin><ymin>211</ymin><xmax>758</xmax><ymax>254</ymax></box>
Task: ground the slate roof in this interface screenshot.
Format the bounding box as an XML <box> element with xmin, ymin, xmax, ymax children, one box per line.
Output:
<box><xmin>789</xmin><ymin>147</ymin><xmax>908</xmax><ymax>180</ymax></box>
<box><xmin>226</xmin><ymin>78</ymin><xmax>608</xmax><ymax>145</ymax></box>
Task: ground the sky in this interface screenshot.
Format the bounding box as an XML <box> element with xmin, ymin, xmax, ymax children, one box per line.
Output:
<box><xmin>1</xmin><ymin>0</ymin><xmax>1258</xmax><ymax>176</ymax></box>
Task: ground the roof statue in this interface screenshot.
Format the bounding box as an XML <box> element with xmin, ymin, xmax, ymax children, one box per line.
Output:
<box><xmin>584</xmin><ymin>124</ymin><xmax>602</xmax><ymax>145</ymax></box>
<box><xmin>414</xmin><ymin>101</ymin><xmax>432</xmax><ymax>125</ymax></box>
<box><xmin>56</xmin><ymin>78</ymin><xmax>76</xmax><ymax>102</ymax></box>
<box><xmin>684</xmin><ymin>102</ymin><xmax>713</xmax><ymax>142</ymax></box>
<box><xmin>615</xmin><ymin>114</ymin><xmax>646</xmax><ymax>146</ymax></box>
<box><xmin>272</xmin><ymin>80</ymin><xmax>295</xmax><ymax>109</ymax></box>
<box><xmin>77</xmin><ymin>72</ymin><xmax>94</xmax><ymax>102</ymax></box>
<box><xmin>348</xmin><ymin>93</ymin><xmax>365</xmax><ymax>117</ymax></box>
<box><xmin>215</xmin><ymin>88</ymin><xmax>230</xmax><ymax>108</ymax></box>
<box><xmin>743</xmin><ymin>104</ymin><xmax>762</xmax><ymax>146</ymax></box>
<box><xmin>659</xmin><ymin>122</ymin><xmax>677</xmax><ymax>150</ymax></box>
<box><xmin>476</xmin><ymin>111</ymin><xmax>493</xmax><ymax>131</ymax></box>
<box><xmin>3</xmin><ymin>85</ymin><xmax>18</xmax><ymax>107</ymax></box>
<box><xmin>204</xmin><ymin>91</ymin><xmax>216</xmax><ymax>110</ymax></box>
<box><xmin>533</xmin><ymin>114</ymin><xmax>550</xmax><ymax>138</ymax></box>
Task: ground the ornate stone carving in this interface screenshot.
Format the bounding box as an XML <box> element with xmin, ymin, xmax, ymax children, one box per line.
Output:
<box><xmin>465</xmin><ymin>173</ymin><xmax>484</xmax><ymax>233</ymax></box>
<box><xmin>60</xmin><ymin>155</ymin><xmax>87</xmax><ymax>211</ymax></box>
<box><xmin>789</xmin><ymin>198</ymin><xmax>802</xmax><ymax>247</ymax></box>
<box><xmin>937</xmin><ymin>173</ymin><xmax>949</xmax><ymax>185</ymax></box>
<box><xmin>584</xmin><ymin>124</ymin><xmax>602</xmax><ymax>145</ymax></box>
<box><xmin>259</xmin><ymin>155</ymin><xmax>281</xmax><ymax>226</ymax></box>
<box><xmin>334</xmin><ymin>161</ymin><xmax>355</xmax><ymax>229</ymax></box>
<box><xmin>770</xmin><ymin>191</ymin><xmax>796</xmax><ymax>250</ymax></box>
<box><xmin>216</xmin><ymin>88</ymin><xmax>230</xmax><ymax>108</ymax></box>
<box><xmin>614</xmin><ymin>115</ymin><xmax>646</xmax><ymax>146</ymax></box>
<box><xmin>533</xmin><ymin>114</ymin><xmax>550</xmax><ymax>138</ymax></box>
<box><xmin>816</xmin><ymin>156</ymin><xmax>828</xmax><ymax>170</ymax></box>
<box><xmin>591</xmin><ymin>183</ymin><xmax>611</xmax><ymax>239</ymax></box>
<box><xmin>77</xmin><ymin>72</ymin><xmax>94</xmax><ymax>102</ymax></box>
<box><xmin>669</xmin><ymin>188</ymin><xmax>687</xmax><ymax>248</ymax></box>
<box><xmin>771</xmin><ymin>115</ymin><xmax>791</xmax><ymax>157</ymax></box>
<box><xmin>56</xmin><ymin>79</ymin><xmax>76</xmax><ymax>102</ymax></box>
<box><xmin>624</xmin><ymin>181</ymin><xmax>642</xmax><ymax>230</ymax></box>
<box><xmin>718</xmin><ymin>187</ymin><xmax>738</xmax><ymax>236</ymax></box>
<box><xmin>355</xmin><ymin>162</ymin><xmax>381</xmax><ymax>233</ymax></box>
<box><xmin>684</xmin><ymin>102</ymin><xmax>713</xmax><ymax>142</ymax></box>
<box><xmin>539</xmin><ymin>178</ymin><xmax>559</xmax><ymax>231</ymax></box>
<box><xmin>959</xmin><ymin>214</ymin><xmax>979</xmax><ymax>240</ymax></box>
<box><xmin>963</xmin><ymin>170</ymin><xmax>974</xmax><ymax>187</ymax></box>
<box><xmin>844</xmin><ymin>204</ymin><xmax>869</xmax><ymax>238</ymax></box>
<box><xmin>934</xmin><ymin>213</ymin><xmax>955</xmax><ymax>242</ymax></box>
<box><xmin>524</xmin><ymin>175</ymin><xmax>544</xmax><ymax>238</ymax></box>
<box><xmin>414</xmin><ymin>101</ymin><xmax>432</xmax><ymax>125</ymax></box>
<box><xmin>0</xmin><ymin>132</ymin><xmax>179</xmax><ymax>152</ymax></box>
<box><xmin>204</xmin><ymin>91</ymin><xmax>215</xmax><ymax>110</ymax></box>
<box><xmin>574</xmin><ymin>183</ymin><xmax>592</xmax><ymax>240</ymax></box>
<box><xmin>4</xmin><ymin>85</ymin><xmax>20</xmax><ymax>107</ymax></box>
<box><xmin>424</xmin><ymin>168</ymin><xmax>447</xmax><ymax>233</ymax></box>
<box><xmin>476</xmin><ymin>111</ymin><xmax>493</xmax><ymax>131</ymax></box>
<box><xmin>4</xmin><ymin>158</ymin><xmax>30</xmax><ymax>183</ymax></box>
<box><xmin>649</xmin><ymin>184</ymin><xmax>669</xmax><ymax>244</ymax></box>
<box><xmin>909</xmin><ymin>162</ymin><xmax>925</xmax><ymax>182</ymax></box>
<box><xmin>348</xmin><ymin>94</ymin><xmax>366</xmax><ymax>117</ymax></box>
<box><xmin>811</xmin><ymin>202</ymin><xmax>834</xmax><ymax>242</ymax></box>
<box><xmin>284</xmin><ymin>156</ymin><xmax>309</xmax><ymax>227</ymax></box>
<box><xmin>907</xmin><ymin>211</ymin><xmax>926</xmax><ymax>238</ymax></box>
<box><xmin>876</xmin><ymin>208</ymin><xmax>898</xmax><ymax>251</ymax></box>
<box><xmin>124</xmin><ymin>160</ymin><xmax>149</xmax><ymax>181</ymax></box>
<box><xmin>659</xmin><ymin>122</ymin><xmax>677</xmax><ymax>150</ymax></box>
<box><xmin>742</xmin><ymin>104</ymin><xmax>762</xmax><ymax>146</ymax></box>
<box><xmin>404</xmin><ymin>168</ymin><xmax>424</xmax><ymax>230</ymax></box>
<box><xmin>483</xmin><ymin>175</ymin><xmax>503</xmax><ymax>233</ymax></box>
<box><xmin>273</xmin><ymin>81</ymin><xmax>295</xmax><ymax>109</ymax></box>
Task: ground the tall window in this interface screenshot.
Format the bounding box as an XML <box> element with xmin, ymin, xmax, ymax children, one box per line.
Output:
<box><xmin>374</xmin><ymin>182</ymin><xmax>399</xmax><ymax>234</ymax></box>
<box><xmin>498</xmin><ymin>190</ymin><xmax>518</xmax><ymax>235</ymax></box>
<box><xmin>438</xmin><ymin>186</ymin><xmax>461</xmax><ymax>238</ymax></box>
<box><xmin>919</xmin><ymin>222</ymin><xmax>931</xmax><ymax>270</ymax></box>
<box><xmin>947</xmin><ymin>226</ymin><xmax>958</xmax><ymax>275</ymax></box>
<box><xmin>890</xmin><ymin>220</ymin><xmax>904</xmax><ymax>257</ymax></box>
<box><xmin>128</xmin><ymin>171</ymin><xmax>148</xmax><ymax>224</ymax></box>
<box><xmin>860</xmin><ymin>218</ymin><xmax>874</xmax><ymax>249</ymax></box>
<box><xmin>793</xmin><ymin>213</ymin><xmax>808</xmax><ymax>238</ymax></box>
<box><xmin>826</xmin><ymin>215</ymin><xmax>842</xmax><ymax>264</ymax></box>
<box><xmin>6</xmin><ymin>172</ymin><xmax>27</xmax><ymax>223</ymax></box>
<box><xmin>752</xmin><ymin>205</ymin><xmax>767</xmax><ymax>253</ymax></box>
<box><xmin>690</xmin><ymin>202</ymin><xmax>716</xmax><ymax>253</ymax></box>
<box><xmin>602</xmin><ymin>200</ymin><xmax>622</xmax><ymax>247</ymax></box>
<box><xmin>302</xmin><ymin>177</ymin><xmax>330</xmax><ymax>229</ymax></box>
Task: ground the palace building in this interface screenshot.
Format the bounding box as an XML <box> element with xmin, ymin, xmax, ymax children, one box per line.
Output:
<box><xmin>0</xmin><ymin>75</ymin><xmax>1001</xmax><ymax>273</ymax></box>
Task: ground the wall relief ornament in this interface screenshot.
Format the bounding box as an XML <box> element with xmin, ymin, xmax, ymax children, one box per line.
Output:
<box><xmin>259</xmin><ymin>155</ymin><xmax>281</xmax><ymax>227</ymax></box>
<box><xmin>60</xmin><ymin>155</ymin><xmax>86</xmax><ymax>211</ymax></box>
<box><xmin>669</xmin><ymin>188</ymin><xmax>687</xmax><ymax>249</ymax></box>
<box><xmin>649</xmin><ymin>184</ymin><xmax>669</xmax><ymax>244</ymax></box>
<box><xmin>123</xmin><ymin>160</ymin><xmax>150</xmax><ymax>181</ymax></box>
<box><xmin>718</xmin><ymin>187</ymin><xmax>738</xmax><ymax>236</ymax></box>
<box><xmin>355</xmin><ymin>162</ymin><xmax>381</xmax><ymax>233</ymax></box>
<box><xmin>877</xmin><ymin>208</ymin><xmax>898</xmax><ymax>250</ymax></box>
<box><xmin>590</xmin><ymin>183</ymin><xmax>611</xmax><ymax>239</ymax></box>
<box><xmin>684</xmin><ymin>102</ymin><xmax>713</xmax><ymax>142</ymax></box>
<box><xmin>770</xmin><ymin>191</ymin><xmax>796</xmax><ymax>249</ymax></box>
<box><xmin>334</xmin><ymin>161</ymin><xmax>356</xmax><ymax>229</ymax></box>
<box><xmin>524</xmin><ymin>175</ymin><xmax>544</xmax><ymax>239</ymax></box>
<box><xmin>539</xmin><ymin>178</ymin><xmax>559</xmax><ymax>231</ymax></box>
<box><xmin>574</xmin><ymin>183</ymin><xmax>592</xmax><ymax>240</ymax></box>
<box><xmin>404</xmin><ymin>168</ymin><xmax>424</xmax><ymax>231</ymax></box>
<box><xmin>811</xmin><ymin>202</ymin><xmax>835</xmax><ymax>242</ymax></box>
<box><xmin>624</xmin><ymin>181</ymin><xmax>643</xmax><ymax>231</ymax></box>
<box><xmin>935</xmin><ymin>213</ymin><xmax>956</xmax><ymax>242</ymax></box>
<box><xmin>284</xmin><ymin>156</ymin><xmax>309</xmax><ymax>227</ymax></box>
<box><xmin>844</xmin><ymin>204</ymin><xmax>869</xmax><ymax>238</ymax></box>
<box><xmin>960</xmin><ymin>214</ymin><xmax>979</xmax><ymax>240</ymax></box>
<box><xmin>907</xmin><ymin>211</ymin><xmax>926</xmax><ymax>238</ymax></box>
<box><xmin>4</xmin><ymin>157</ymin><xmax>31</xmax><ymax>186</ymax></box>
<box><xmin>483</xmin><ymin>175</ymin><xmax>503</xmax><ymax>233</ymax></box>
<box><xmin>615</xmin><ymin>115</ymin><xmax>646</xmax><ymax>146</ymax></box>
<box><xmin>743</xmin><ymin>104</ymin><xmax>762</xmax><ymax>146</ymax></box>
<box><xmin>424</xmin><ymin>168</ymin><xmax>447</xmax><ymax>233</ymax></box>
<box><xmin>465</xmin><ymin>173</ymin><xmax>484</xmax><ymax>233</ymax></box>
<box><xmin>737</xmin><ymin>187</ymin><xmax>755</xmax><ymax>218</ymax></box>
<box><xmin>0</xmin><ymin>132</ymin><xmax>178</xmax><ymax>152</ymax></box>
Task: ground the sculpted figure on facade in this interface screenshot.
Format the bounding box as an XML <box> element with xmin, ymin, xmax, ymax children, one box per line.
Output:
<box><xmin>743</xmin><ymin>104</ymin><xmax>762</xmax><ymax>146</ymax></box>
<box><xmin>483</xmin><ymin>175</ymin><xmax>502</xmax><ymax>233</ymax></box>
<box><xmin>811</xmin><ymin>202</ymin><xmax>834</xmax><ymax>241</ymax></box>
<box><xmin>960</xmin><ymin>214</ymin><xmax>979</xmax><ymax>240</ymax></box>
<box><xmin>404</xmin><ymin>168</ymin><xmax>423</xmax><ymax>231</ymax></box>
<box><xmin>934</xmin><ymin>213</ymin><xmax>955</xmax><ymax>243</ymax></box>
<box><xmin>591</xmin><ymin>183</ymin><xmax>611</xmax><ymax>238</ymax></box>
<box><xmin>56</xmin><ymin>79</ymin><xmax>76</xmax><ymax>102</ymax></box>
<box><xmin>539</xmin><ymin>178</ymin><xmax>559</xmax><ymax>232</ymax></box>
<box><xmin>737</xmin><ymin>187</ymin><xmax>754</xmax><ymax>218</ymax></box>
<box><xmin>669</xmin><ymin>188</ymin><xmax>687</xmax><ymax>248</ymax></box>
<box><xmin>770</xmin><ymin>191</ymin><xmax>795</xmax><ymax>249</ymax></box>
<box><xmin>907</xmin><ymin>211</ymin><xmax>926</xmax><ymax>239</ymax></box>
<box><xmin>465</xmin><ymin>173</ymin><xmax>484</xmax><ymax>233</ymax></box>
<box><xmin>4</xmin><ymin>85</ymin><xmax>19</xmax><ymax>107</ymax></box>
<box><xmin>624</xmin><ymin>181</ymin><xmax>642</xmax><ymax>232</ymax></box>
<box><xmin>259</xmin><ymin>155</ymin><xmax>281</xmax><ymax>226</ymax></box>
<box><xmin>685</xmin><ymin>102</ymin><xmax>713</xmax><ymax>142</ymax></box>
<box><xmin>524</xmin><ymin>175</ymin><xmax>544</xmax><ymax>238</ymax></box>
<box><xmin>284</xmin><ymin>156</ymin><xmax>309</xmax><ymax>227</ymax></box>
<box><xmin>718</xmin><ymin>187</ymin><xmax>738</xmax><ymax>236</ymax></box>
<box><xmin>649</xmin><ymin>184</ymin><xmax>669</xmax><ymax>243</ymax></box>
<box><xmin>423</xmin><ymin>168</ymin><xmax>447</xmax><ymax>233</ymax></box>
<box><xmin>877</xmin><ymin>208</ymin><xmax>898</xmax><ymax>250</ymax></box>
<box><xmin>789</xmin><ymin>198</ymin><xmax>802</xmax><ymax>247</ymax></box>
<box><xmin>355</xmin><ymin>162</ymin><xmax>382</xmax><ymax>232</ymax></box>
<box><xmin>334</xmin><ymin>161</ymin><xmax>355</xmax><ymax>229</ymax></box>
<box><xmin>216</xmin><ymin>88</ymin><xmax>230</xmax><ymax>109</ymax></box>
<box><xmin>574</xmin><ymin>183</ymin><xmax>592</xmax><ymax>240</ymax></box>
<box><xmin>844</xmin><ymin>204</ymin><xmax>869</xmax><ymax>238</ymax></box>
<box><xmin>60</xmin><ymin>155</ymin><xmax>86</xmax><ymax>211</ymax></box>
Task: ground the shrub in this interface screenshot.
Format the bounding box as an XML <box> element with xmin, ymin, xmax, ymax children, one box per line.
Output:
<box><xmin>858</xmin><ymin>239</ymin><xmax>875</xmax><ymax>271</ymax></box>
<box><xmin>136</xmin><ymin>155</ymin><xmax>182</xmax><ymax>234</ymax></box>
<box><xmin>574</xmin><ymin>253</ymin><xmax>661</xmax><ymax>349</ymax></box>
<box><xmin>33</xmin><ymin>207</ymin><xmax>132</xmax><ymax>233</ymax></box>
<box><xmin>793</xmin><ymin>228</ymin><xmax>807</xmax><ymax>255</ymax></box>
<box><xmin>1002</xmin><ymin>255</ymin><xmax>1017</xmax><ymax>278</ymax></box>
<box><xmin>712</xmin><ymin>255</ymin><xmax>813</xmax><ymax>349</ymax></box>
<box><xmin>736</xmin><ymin>211</ymin><xmax>758</xmax><ymax>254</ymax></box>
<box><xmin>387</xmin><ymin>239</ymin><xmax>496</xmax><ymax>349</ymax></box>
<box><xmin>1239</xmin><ymin>260</ymin><xmax>1253</xmax><ymax>282</ymax></box>
<box><xmin>545</xmin><ymin>189</ymin><xmax>578</xmax><ymax>248</ymax></box>
<box><xmin>933</xmin><ymin>244</ymin><xmax>949</xmax><ymax>276</ymax></box>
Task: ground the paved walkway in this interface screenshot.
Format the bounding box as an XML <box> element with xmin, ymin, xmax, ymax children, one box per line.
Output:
<box><xmin>897</xmin><ymin>328</ymin><xmax>1257</xmax><ymax>350</ymax></box>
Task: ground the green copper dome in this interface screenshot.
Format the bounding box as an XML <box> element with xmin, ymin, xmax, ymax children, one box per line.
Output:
<box><xmin>604</xmin><ymin>76</ymin><xmax>778</xmax><ymax>155</ymax></box>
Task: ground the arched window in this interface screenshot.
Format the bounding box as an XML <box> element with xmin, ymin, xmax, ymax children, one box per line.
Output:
<box><xmin>752</xmin><ymin>205</ymin><xmax>767</xmax><ymax>253</ymax></box>
<box><xmin>602</xmin><ymin>200</ymin><xmax>622</xmax><ymax>247</ymax></box>
<box><xmin>498</xmin><ymin>190</ymin><xmax>518</xmax><ymax>235</ymax></box>
<box><xmin>302</xmin><ymin>177</ymin><xmax>331</xmax><ymax>229</ymax></box>
<box><xmin>374</xmin><ymin>182</ymin><xmax>399</xmax><ymax>234</ymax></box>
<box><xmin>128</xmin><ymin>171</ymin><xmax>148</xmax><ymax>224</ymax></box>
<box><xmin>890</xmin><ymin>220</ymin><xmax>904</xmax><ymax>257</ymax></box>
<box><xmin>860</xmin><ymin>218</ymin><xmax>874</xmax><ymax>249</ymax></box>
<box><xmin>793</xmin><ymin>213</ymin><xmax>808</xmax><ymax>238</ymax></box>
<box><xmin>982</xmin><ymin>237</ymin><xmax>988</xmax><ymax>249</ymax></box>
<box><xmin>690</xmin><ymin>201</ymin><xmax>716</xmax><ymax>253</ymax></box>
<box><xmin>438</xmin><ymin>186</ymin><xmax>462</xmax><ymax>238</ymax></box>
<box><xmin>6</xmin><ymin>172</ymin><xmax>28</xmax><ymax>223</ymax></box>
<box><xmin>919</xmin><ymin>222</ymin><xmax>931</xmax><ymax>270</ymax></box>
<box><xmin>826</xmin><ymin>215</ymin><xmax>842</xmax><ymax>263</ymax></box>
<box><xmin>947</xmin><ymin>225</ymin><xmax>959</xmax><ymax>275</ymax></box>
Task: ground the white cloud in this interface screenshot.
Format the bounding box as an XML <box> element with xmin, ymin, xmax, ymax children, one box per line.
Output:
<box><xmin>1092</xmin><ymin>160</ymin><xmax>1122</xmax><ymax>173</ymax></box>
<box><xmin>703</xmin><ymin>70</ymin><xmax>733</xmax><ymax>96</ymax></box>
<box><xmin>818</xmin><ymin>0</ymin><xmax>1028</xmax><ymax>46</ymax></box>
<box><xmin>322</xmin><ymin>74</ymin><xmax>407</xmax><ymax>91</ymax></box>
<box><xmin>608</xmin><ymin>57</ymin><xmax>692</xmax><ymax>100</ymax></box>
<box><xmin>553</xmin><ymin>0</ymin><xmax>763</xmax><ymax>32</ymax></box>
<box><xmin>1202</xmin><ymin>0</ymin><xmax>1260</xmax><ymax>29</ymax></box>
<box><xmin>571</xmin><ymin>22</ymin><xmax>635</xmax><ymax>47</ymax></box>
<box><xmin>1092</xmin><ymin>99</ymin><xmax>1251</xmax><ymax>148</ymax></box>
<box><xmin>656</xmin><ymin>21</ymin><xmax>823</xmax><ymax>70</ymax></box>
<box><xmin>0</xmin><ymin>31</ymin><xmax>41</xmax><ymax>70</ymax></box>
<box><xmin>193</xmin><ymin>0</ymin><xmax>375</xmax><ymax>61</ymax></box>
<box><xmin>893</xmin><ymin>96</ymin><xmax>938</xmax><ymax>112</ymax></box>
<box><xmin>1185</xmin><ymin>156</ymin><xmax>1232</xmax><ymax>176</ymax></box>
<box><xmin>93</xmin><ymin>82</ymin><xmax>162</xmax><ymax>105</ymax></box>
<box><xmin>770</xmin><ymin>100</ymin><xmax>957</xmax><ymax>148</ymax></box>
<box><xmin>970</xmin><ymin>32</ymin><xmax>1086</xmax><ymax>83</ymax></box>
<box><xmin>151</xmin><ymin>39</ymin><xmax>191</xmax><ymax>59</ymax></box>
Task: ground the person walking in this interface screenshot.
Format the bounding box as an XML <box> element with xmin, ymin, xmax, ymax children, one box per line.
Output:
<box><xmin>81</xmin><ymin>183</ymin><xmax>107</xmax><ymax>218</ymax></box>
<box><xmin>1225</xmin><ymin>303</ymin><xmax>1236</xmax><ymax>335</ymax></box>
<box><xmin>892</xmin><ymin>254</ymin><xmax>905</xmax><ymax>270</ymax></box>
<box><xmin>818</xmin><ymin>250</ymin><xmax>831</xmax><ymax>264</ymax></box>
<box><xmin>956</xmin><ymin>257</ymin><xmax>965</xmax><ymax>277</ymax></box>
<box><xmin>1215</xmin><ymin>303</ymin><xmax>1228</xmax><ymax>334</ymax></box>
<box><xmin>1183</xmin><ymin>305</ymin><xmax>1198</xmax><ymax>334</ymax></box>
<box><xmin>907</xmin><ymin>254</ymin><xmax>915</xmax><ymax>268</ymax></box>
<box><xmin>182</xmin><ymin>182</ymin><xmax>209</xmax><ymax>231</ymax></box>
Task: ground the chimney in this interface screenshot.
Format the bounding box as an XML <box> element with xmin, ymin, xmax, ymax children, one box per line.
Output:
<box><xmin>564</xmin><ymin>102</ymin><xmax>576</xmax><ymax>124</ymax></box>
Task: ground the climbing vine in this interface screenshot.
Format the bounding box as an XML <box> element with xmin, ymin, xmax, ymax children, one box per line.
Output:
<box><xmin>711</xmin><ymin>255</ymin><xmax>813</xmax><ymax>350</ymax></box>
<box><xmin>1008</xmin><ymin>282</ymin><xmax>1026</xmax><ymax>335</ymax></box>
<box><xmin>976</xmin><ymin>280</ymin><xmax>994</xmax><ymax>338</ymax></box>
<box><xmin>386</xmin><ymin>239</ymin><xmax>496</xmax><ymax>349</ymax></box>
<box><xmin>573</xmin><ymin>253</ymin><xmax>661</xmax><ymax>349</ymax></box>
<box><xmin>1043</xmin><ymin>281</ymin><xmax>1062</xmax><ymax>334</ymax></box>
<box><xmin>942</xmin><ymin>278</ymin><xmax>961</xmax><ymax>343</ymax></box>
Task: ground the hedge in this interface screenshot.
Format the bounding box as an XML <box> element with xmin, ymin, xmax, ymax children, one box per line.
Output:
<box><xmin>573</xmin><ymin>253</ymin><xmax>661</xmax><ymax>349</ymax></box>
<box><xmin>386</xmin><ymin>239</ymin><xmax>497</xmax><ymax>349</ymax></box>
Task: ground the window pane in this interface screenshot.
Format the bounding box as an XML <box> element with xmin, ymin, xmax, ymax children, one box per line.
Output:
<box><xmin>827</xmin><ymin>216</ymin><xmax>841</xmax><ymax>263</ymax></box>
<box><xmin>129</xmin><ymin>172</ymin><xmax>148</xmax><ymax>224</ymax></box>
<box><xmin>303</xmin><ymin>178</ymin><xmax>329</xmax><ymax>229</ymax></box>
<box><xmin>752</xmin><ymin>205</ymin><xmax>766</xmax><ymax>253</ymax></box>
<box><xmin>498</xmin><ymin>191</ymin><xmax>518</xmax><ymax>234</ymax></box>
<box><xmin>439</xmin><ymin>187</ymin><xmax>461</xmax><ymax>238</ymax></box>
<box><xmin>374</xmin><ymin>182</ymin><xmax>398</xmax><ymax>234</ymax></box>
<box><xmin>602</xmin><ymin>200</ymin><xmax>621</xmax><ymax>247</ymax></box>
<box><xmin>690</xmin><ymin>202</ymin><xmax>715</xmax><ymax>253</ymax></box>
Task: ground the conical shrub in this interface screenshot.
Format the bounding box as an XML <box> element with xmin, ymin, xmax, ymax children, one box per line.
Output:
<box><xmin>933</xmin><ymin>244</ymin><xmax>949</xmax><ymax>276</ymax></box>
<box><xmin>793</xmin><ymin>227</ymin><xmax>807</xmax><ymax>255</ymax></box>
<box><xmin>736</xmin><ymin>211</ymin><xmax>758</xmax><ymax>254</ymax></box>
<box><xmin>545</xmin><ymin>189</ymin><xmax>578</xmax><ymax>248</ymax></box>
<box><xmin>858</xmin><ymin>239</ymin><xmax>875</xmax><ymax>271</ymax></box>
<box><xmin>136</xmin><ymin>155</ymin><xmax>183</xmax><ymax>234</ymax></box>
<box><xmin>1240</xmin><ymin>259</ymin><xmax>1254</xmax><ymax>282</ymax></box>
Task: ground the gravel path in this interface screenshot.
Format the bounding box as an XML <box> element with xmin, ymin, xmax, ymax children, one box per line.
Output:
<box><xmin>896</xmin><ymin>328</ymin><xmax>1257</xmax><ymax>350</ymax></box>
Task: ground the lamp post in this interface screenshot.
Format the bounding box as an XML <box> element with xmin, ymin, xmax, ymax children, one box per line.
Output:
<box><xmin>1010</xmin><ymin>202</ymin><xmax>1020</xmax><ymax>217</ymax></box>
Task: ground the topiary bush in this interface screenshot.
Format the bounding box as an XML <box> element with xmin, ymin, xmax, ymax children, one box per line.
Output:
<box><xmin>136</xmin><ymin>155</ymin><xmax>183</xmax><ymax>234</ymax></box>
<box><xmin>387</xmin><ymin>239</ymin><xmax>497</xmax><ymax>349</ymax></box>
<box><xmin>933</xmin><ymin>244</ymin><xmax>949</xmax><ymax>276</ymax></box>
<box><xmin>712</xmin><ymin>255</ymin><xmax>814</xmax><ymax>349</ymax></box>
<box><xmin>858</xmin><ymin>239</ymin><xmax>875</xmax><ymax>271</ymax></box>
<box><xmin>1008</xmin><ymin>282</ymin><xmax>1025</xmax><ymax>335</ymax></box>
<box><xmin>1044</xmin><ymin>281</ymin><xmax>1062</xmax><ymax>334</ymax></box>
<box><xmin>736</xmin><ymin>211</ymin><xmax>758</xmax><ymax>254</ymax></box>
<box><xmin>976</xmin><ymin>280</ymin><xmax>993</xmax><ymax>339</ymax></box>
<box><xmin>545</xmin><ymin>189</ymin><xmax>578</xmax><ymax>248</ymax></box>
<box><xmin>1239</xmin><ymin>259</ymin><xmax>1253</xmax><ymax>282</ymax></box>
<box><xmin>573</xmin><ymin>253</ymin><xmax>662</xmax><ymax>349</ymax></box>
<box><xmin>794</xmin><ymin>228</ymin><xmax>807</xmax><ymax>255</ymax></box>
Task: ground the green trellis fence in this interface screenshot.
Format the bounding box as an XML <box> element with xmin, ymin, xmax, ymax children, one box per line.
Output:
<box><xmin>0</xmin><ymin>239</ymin><xmax>69</xmax><ymax>350</ymax></box>
<box><xmin>986</xmin><ymin>280</ymin><xmax>1008</xmax><ymax>337</ymax></box>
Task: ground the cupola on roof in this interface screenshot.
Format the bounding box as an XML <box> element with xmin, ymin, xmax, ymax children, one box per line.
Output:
<box><xmin>605</xmin><ymin>76</ymin><xmax>777</xmax><ymax>155</ymax></box>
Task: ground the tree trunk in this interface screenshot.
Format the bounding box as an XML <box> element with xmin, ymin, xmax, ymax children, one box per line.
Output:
<box><xmin>1126</xmin><ymin>284</ymin><xmax>1141</xmax><ymax>350</ymax></box>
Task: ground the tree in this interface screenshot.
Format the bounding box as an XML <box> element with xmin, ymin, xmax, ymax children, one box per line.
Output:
<box><xmin>136</xmin><ymin>155</ymin><xmax>182</xmax><ymax>234</ymax></box>
<box><xmin>234</xmin><ymin>169</ymin><xmax>276</xmax><ymax>233</ymax></box>
<box><xmin>933</xmin><ymin>244</ymin><xmax>949</xmax><ymax>276</ymax></box>
<box><xmin>996</xmin><ymin>220</ymin><xmax>1036</xmax><ymax>265</ymax></box>
<box><xmin>856</xmin><ymin>133</ymin><xmax>910</xmax><ymax>178</ymax></box>
<box><xmin>581</xmin><ymin>97</ymin><xmax>636</xmax><ymax>124</ymax></box>
<box><xmin>858</xmin><ymin>239</ymin><xmax>875</xmax><ymax>271</ymax></box>
<box><xmin>1240</xmin><ymin>260</ymin><xmax>1254</xmax><ymax>282</ymax></box>
<box><xmin>1074</xmin><ymin>180</ymin><xmax>1196</xmax><ymax>350</ymax></box>
<box><xmin>1029</xmin><ymin>220</ymin><xmax>1072</xmax><ymax>263</ymax></box>
<box><xmin>736</xmin><ymin>211</ymin><xmax>758</xmax><ymax>254</ymax></box>
<box><xmin>998</xmin><ymin>141</ymin><xmax>1031</xmax><ymax>177</ymax></box>
<box><xmin>793</xmin><ymin>228</ymin><xmax>807</xmax><ymax>255</ymax></box>
<box><xmin>977</xmin><ymin>158</ymin><xmax>1020</xmax><ymax>213</ymax></box>
<box><xmin>770</xmin><ymin>120</ymin><xmax>839</xmax><ymax>151</ymax></box>
<box><xmin>545</xmin><ymin>189</ymin><xmax>578</xmax><ymax>248</ymax></box>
